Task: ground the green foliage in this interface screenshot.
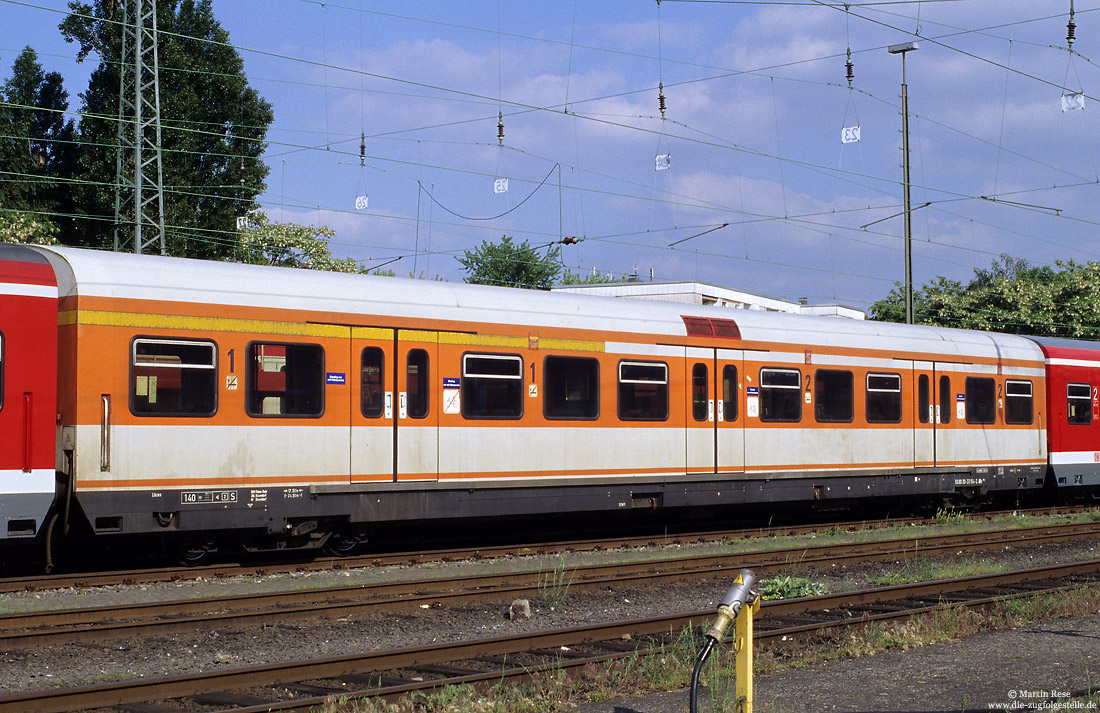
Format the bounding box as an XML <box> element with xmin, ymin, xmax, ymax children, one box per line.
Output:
<box><xmin>0</xmin><ymin>46</ymin><xmax>76</xmax><ymax>219</ymax></box>
<box><xmin>536</xmin><ymin>556</ymin><xmax>575</xmax><ymax>608</ymax></box>
<box><xmin>758</xmin><ymin>575</ymin><xmax>829</xmax><ymax>600</ymax></box>
<box><xmin>458</xmin><ymin>235</ymin><xmax>562</xmax><ymax>289</ymax></box>
<box><xmin>870</xmin><ymin>254</ymin><xmax>1100</xmax><ymax>337</ymax></box>
<box><xmin>0</xmin><ymin>212</ymin><xmax>61</xmax><ymax>245</ymax></box>
<box><xmin>236</xmin><ymin>212</ymin><xmax>365</xmax><ymax>273</ymax></box>
<box><xmin>933</xmin><ymin>506</ymin><xmax>967</xmax><ymax>524</ymax></box>
<box><xmin>59</xmin><ymin>0</ymin><xmax>273</xmax><ymax>257</ymax></box>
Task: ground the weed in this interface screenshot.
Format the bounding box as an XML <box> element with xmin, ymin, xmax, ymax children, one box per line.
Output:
<box><xmin>865</xmin><ymin>555</ymin><xmax>1007</xmax><ymax>587</ymax></box>
<box><xmin>536</xmin><ymin>556</ymin><xmax>575</xmax><ymax>609</ymax></box>
<box><xmin>934</xmin><ymin>506</ymin><xmax>967</xmax><ymax>524</ymax></box>
<box><xmin>759</xmin><ymin>574</ymin><xmax>829</xmax><ymax>600</ymax></box>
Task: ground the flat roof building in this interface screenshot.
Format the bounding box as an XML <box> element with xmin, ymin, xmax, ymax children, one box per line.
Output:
<box><xmin>552</xmin><ymin>281</ymin><xmax>866</xmax><ymax>320</ymax></box>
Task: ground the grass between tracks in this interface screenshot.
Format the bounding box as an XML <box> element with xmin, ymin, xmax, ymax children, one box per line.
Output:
<box><xmin>316</xmin><ymin>583</ymin><xmax>1100</xmax><ymax>713</ymax></box>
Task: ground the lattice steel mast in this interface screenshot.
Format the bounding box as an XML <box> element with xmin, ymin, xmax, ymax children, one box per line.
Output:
<box><xmin>113</xmin><ymin>0</ymin><xmax>166</xmax><ymax>255</ymax></box>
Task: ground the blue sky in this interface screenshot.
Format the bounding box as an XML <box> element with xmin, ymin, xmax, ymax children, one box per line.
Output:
<box><xmin>4</xmin><ymin>1</ymin><xmax>1100</xmax><ymax>312</ymax></box>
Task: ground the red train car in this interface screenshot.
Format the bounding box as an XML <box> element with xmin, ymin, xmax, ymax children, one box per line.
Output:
<box><xmin>0</xmin><ymin>246</ymin><xmax>59</xmax><ymax>540</ymax></box>
<box><xmin>1032</xmin><ymin>337</ymin><xmax>1100</xmax><ymax>491</ymax></box>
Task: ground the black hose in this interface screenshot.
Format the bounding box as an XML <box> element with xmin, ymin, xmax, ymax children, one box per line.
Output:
<box><xmin>43</xmin><ymin>512</ymin><xmax>59</xmax><ymax>574</ymax></box>
<box><xmin>689</xmin><ymin>636</ymin><xmax>716</xmax><ymax>713</ymax></box>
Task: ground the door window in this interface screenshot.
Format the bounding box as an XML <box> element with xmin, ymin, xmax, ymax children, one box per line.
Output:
<box><xmin>691</xmin><ymin>363</ymin><xmax>709</xmax><ymax>422</ymax></box>
<box><xmin>361</xmin><ymin>347</ymin><xmax>385</xmax><ymax>418</ymax></box>
<box><xmin>721</xmin><ymin>365</ymin><xmax>738</xmax><ymax>422</ymax></box>
<box><xmin>406</xmin><ymin>349</ymin><xmax>430</xmax><ymax>419</ymax></box>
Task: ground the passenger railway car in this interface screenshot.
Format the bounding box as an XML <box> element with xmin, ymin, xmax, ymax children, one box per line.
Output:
<box><xmin>1032</xmin><ymin>337</ymin><xmax>1100</xmax><ymax>490</ymax></box>
<box><xmin>0</xmin><ymin>244</ymin><xmax>1078</xmax><ymax>558</ymax></box>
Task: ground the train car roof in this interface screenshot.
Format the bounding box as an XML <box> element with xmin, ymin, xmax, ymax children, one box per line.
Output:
<box><xmin>1028</xmin><ymin>335</ymin><xmax>1100</xmax><ymax>361</ymax></box>
<box><xmin>18</xmin><ymin>245</ymin><xmax>1043</xmax><ymax>363</ymax></box>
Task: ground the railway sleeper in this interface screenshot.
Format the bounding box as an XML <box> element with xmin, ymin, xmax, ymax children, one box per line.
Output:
<box><xmin>413</xmin><ymin>663</ymin><xmax>489</xmax><ymax>677</ymax></box>
<box><xmin>283</xmin><ymin>681</ymin><xmax>348</xmax><ymax>696</ymax></box>
<box><xmin>191</xmin><ymin>691</ymin><xmax>276</xmax><ymax>707</ymax></box>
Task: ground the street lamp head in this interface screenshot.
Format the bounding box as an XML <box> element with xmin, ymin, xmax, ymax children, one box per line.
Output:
<box><xmin>888</xmin><ymin>41</ymin><xmax>919</xmax><ymax>54</ymax></box>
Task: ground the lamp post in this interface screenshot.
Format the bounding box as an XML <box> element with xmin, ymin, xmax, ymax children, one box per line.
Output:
<box><xmin>888</xmin><ymin>41</ymin><xmax>918</xmax><ymax>324</ymax></box>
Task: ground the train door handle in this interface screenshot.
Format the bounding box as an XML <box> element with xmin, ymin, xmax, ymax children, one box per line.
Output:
<box><xmin>100</xmin><ymin>394</ymin><xmax>111</xmax><ymax>472</ymax></box>
<box><xmin>399</xmin><ymin>392</ymin><xmax>407</xmax><ymax>419</ymax></box>
<box><xmin>22</xmin><ymin>393</ymin><xmax>32</xmax><ymax>473</ymax></box>
<box><xmin>384</xmin><ymin>392</ymin><xmax>393</xmax><ymax>419</ymax></box>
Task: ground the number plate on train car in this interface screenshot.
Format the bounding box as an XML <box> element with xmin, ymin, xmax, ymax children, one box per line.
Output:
<box><xmin>180</xmin><ymin>490</ymin><xmax>238</xmax><ymax>504</ymax></box>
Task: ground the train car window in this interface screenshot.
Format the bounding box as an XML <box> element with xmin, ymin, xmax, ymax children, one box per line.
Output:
<box><xmin>462</xmin><ymin>353</ymin><xmax>521</xmax><ymax>419</ymax></box>
<box><xmin>965</xmin><ymin>376</ymin><xmax>996</xmax><ymax>424</ymax></box>
<box><xmin>939</xmin><ymin>375</ymin><xmax>952</xmax><ymax>424</ymax></box>
<box><xmin>360</xmin><ymin>347</ymin><xmax>385</xmax><ymax>418</ymax></box>
<box><xmin>814</xmin><ymin>369</ymin><xmax>853</xmax><ymax>423</ymax></box>
<box><xmin>918</xmin><ymin>374</ymin><xmax>930</xmax><ymax>424</ymax></box>
<box><xmin>130</xmin><ymin>338</ymin><xmax>217</xmax><ymax>416</ymax></box>
<box><xmin>759</xmin><ymin>368</ymin><xmax>801</xmax><ymax>422</ymax></box>
<box><xmin>407</xmin><ymin>349</ymin><xmax>430</xmax><ymax>419</ymax></box>
<box><xmin>1067</xmin><ymin>383</ymin><xmax>1092</xmax><ymax>425</ymax></box>
<box><xmin>1004</xmin><ymin>379</ymin><xmax>1034</xmax><ymax>425</ymax></box>
<box><xmin>865</xmin><ymin>373</ymin><xmax>902</xmax><ymax>424</ymax></box>
<box><xmin>246</xmin><ymin>342</ymin><xmax>324</xmax><ymax>417</ymax></box>
<box><xmin>721</xmin><ymin>365</ymin><xmax>738</xmax><ymax>422</ymax></box>
<box><xmin>691</xmin><ymin>363</ymin><xmax>709</xmax><ymax>421</ymax></box>
<box><xmin>543</xmin><ymin>356</ymin><xmax>599</xmax><ymax>420</ymax></box>
<box><xmin>618</xmin><ymin>361</ymin><xmax>669</xmax><ymax>421</ymax></box>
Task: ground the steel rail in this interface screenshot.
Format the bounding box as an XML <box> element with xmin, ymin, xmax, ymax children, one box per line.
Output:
<box><xmin>3</xmin><ymin>505</ymin><xmax>1084</xmax><ymax>593</ymax></box>
<box><xmin>3</xmin><ymin>520</ymin><xmax>1099</xmax><ymax>649</ymax></box>
<box><xmin>2</xmin><ymin>559</ymin><xmax>1098</xmax><ymax>713</ymax></box>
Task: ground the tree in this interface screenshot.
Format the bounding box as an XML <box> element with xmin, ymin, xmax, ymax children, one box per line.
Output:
<box><xmin>59</xmin><ymin>0</ymin><xmax>273</xmax><ymax>258</ymax></box>
<box><xmin>0</xmin><ymin>212</ymin><xmax>60</xmax><ymax>245</ymax></box>
<box><xmin>458</xmin><ymin>235</ymin><xmax>562</xmax><ymax>289</ymax></box>
<box><xmin>236</xmin><ymin>212</ymin><xmax>366</xmax><ymax>273</ymax></box>
<box><xmin>0</xmin><ymin>47</ymin><xmax>75</xmax><ymax>219</ymax></box>
<box><xmin>870</xmin><ymin>254</ymin><xmax>1100</xmax><ymax>338</ymax></box>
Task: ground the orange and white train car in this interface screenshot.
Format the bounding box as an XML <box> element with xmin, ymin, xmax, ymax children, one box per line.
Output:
<box><xmin>0</xmin><ymin>245</ymin><xmax>1049</xmax><ymax>553</ymax></box>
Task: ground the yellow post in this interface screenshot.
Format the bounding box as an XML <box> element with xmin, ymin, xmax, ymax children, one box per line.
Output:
<box><xmin>734</xmin><ymin>596</ymin><xmax>759</xmax><ymax>713</ymax></box>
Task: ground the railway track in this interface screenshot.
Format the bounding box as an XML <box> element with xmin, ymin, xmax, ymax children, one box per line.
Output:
<box><xmin>3</xmin><ymin>560</ymin><xmax>1097</xmax><ymax>713</ymax></box>
<box><xmin>3</xmin><ymin>505</ymin><xmax>1089</xmax><ymax>593</ymax></box>
<box><xmin>2</xmin><ymin>518</ymin><xmax>1099</xmax><ymax>650</ymax></box>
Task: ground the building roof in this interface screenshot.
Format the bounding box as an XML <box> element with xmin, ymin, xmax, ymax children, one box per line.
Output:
<box><xmin>552</xmin><ymin>281</ymin><xmax>866</xmax><ymax>320</ymax></box>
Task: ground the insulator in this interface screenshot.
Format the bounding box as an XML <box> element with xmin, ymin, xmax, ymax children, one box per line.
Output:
<box><xmin>1067</xmin><ymin>20</ymin><xmax>1077</xmax><ymax>46</ymax></box>
<box><xmin>497</xmin><ymin>111</ymin><xmax>504</xmax><ymax>145</ymax></box>
<box><xmin>359</xmin><ymin>133</ymin><xmax>365</xmax><ymax>167</ymax></box>
<box><xmin>658</xmin><ymin>81</ymin><xmax>666</xmax><ymax>119</ymax></box>
<box><xmin>845</xmin><ymin>60</ymin><xmax>854</xmax><ymax>84</ymax></box>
